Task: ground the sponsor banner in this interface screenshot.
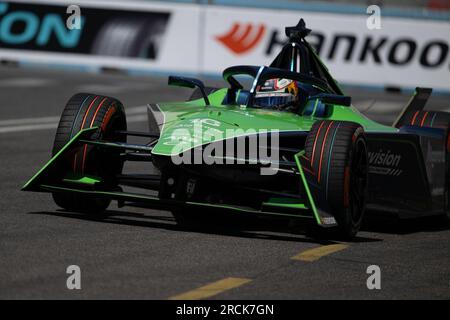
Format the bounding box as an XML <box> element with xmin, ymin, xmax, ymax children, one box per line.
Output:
<box><xmin>204</xmin><ymin>6</ymin><xmax>450</xmax><ymax>91</ymax></box>
<box><xmin>1</xmin><ymin>1</ymin><xmax>449</xmax><ymax>91</ymax></box>
<box><xmin>0</xmin><ymin>0</ymin><xmax>201</xmax><ymax>72</ymax></box>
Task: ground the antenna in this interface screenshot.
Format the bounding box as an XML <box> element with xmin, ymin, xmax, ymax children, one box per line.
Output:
<box><xmin>285</xmin><ymin>18</ymin><xmax>311</xmax><ymax>41</ymax></box>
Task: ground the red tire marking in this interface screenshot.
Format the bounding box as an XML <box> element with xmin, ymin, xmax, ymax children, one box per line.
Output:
<box><xmin>82</xmin><ymin>97</ymin><xmax>108</xmax><ymax>174</ymax></box>
<box><xmin>411</xmin><ymin>111</ymin><xmax>419</xmax><ymax>125</ymax></box>
<box><xmin>81</xmin><ymin>145</ymin><xmax>88</xmax><ymax>174</ymax></box>
<box><xmin>317</xmin><ymin>121</ymin><xmax>334</xmax><ymax>183</ymax></box>
<box><xmin>90</xmin><ymin>97</ymin><xmax>108</xmax><ymax>128</ymax></box>
<box><xmin>343</xmin><ymin>166</ymin><xmax>350</xmax><ymax>207</ymax></box>
<box><xmin>71</xmin><ymin>96</ymin><xmax>98</xmax><ymax>173</ymax></box>
<box><xmin>80</xmin><ymin>96</ymin><xmax>99</xmax><ymax>130</ymax></box>
<box><xmin>310</xmin><ymin>121</ymin><xmax>326</xmax><ymax>166</ymax></box>
<box><xmin>352</xmin><ymin>127</ymin><xmax>363</xmax><ymax>143</ymax></box>
<box><xmin>74</xmin><ymin>95</ymin><xmax>98</xmax><ymax>173</ymax></box>
<box><xmin>301</xmin><ymin>165</ymin><xmax>316</xmax><ymax>176</ymax></box>
<box><xmin>101</xmin><ymin>105</ymin><xmax>116</xmax><ymax>131</ymax></box>
<box><xmin>299</xmin><ymin>155</ymin><xmax>316</xmax><ymax>175</ymax></box>
<box><xmin>420</xmin><ymin>111</ymin><xmax>429</xmax><ymax>127</ymax></box>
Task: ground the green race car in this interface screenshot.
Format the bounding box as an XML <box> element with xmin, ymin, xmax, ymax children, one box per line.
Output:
<box><xmin>23</xmin><ymin>19</ymin><xmax>450</xmax><ymax>238</ymax></box>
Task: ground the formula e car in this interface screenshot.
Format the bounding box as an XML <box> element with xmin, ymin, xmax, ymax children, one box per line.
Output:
<box><xmin>23</xmin><ymin>19</ymin><xmax>449</xmax><ymax>238</ymax></box>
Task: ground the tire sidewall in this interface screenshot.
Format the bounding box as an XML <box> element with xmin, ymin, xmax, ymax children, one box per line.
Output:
<box><xmin>341</xmin><ymin>129</ymin><xmax>368</xmax><ymax>237</ymax></box>
<box><xmin>51</xmin><ymin>93</ymin><xmax>127</xmax><ymax>213</ymax></box>
<box><xmin>305</xmin><ymin>120</ymin><xmax>368</xmax><ymax>238</ymax></box>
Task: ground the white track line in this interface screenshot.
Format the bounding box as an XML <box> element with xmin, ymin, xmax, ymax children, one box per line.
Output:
<box><xmin>0</xmin><ymin>123</ymin><xmax>58</xmax><ymax>133</ymax></box>
<box><xmin>0</xmin><ymin>116</ymin><xmax>60</xmax><ymax>126</ymax></box>
<box><xmin>124</xmin><ymin>106</ymin><xmax>147</xmax><ymax>115</ymax></box>
<box><xmin>0</xmin><ymin>106</ymin><xmax>148</xmax><ymax>134</ymax></box>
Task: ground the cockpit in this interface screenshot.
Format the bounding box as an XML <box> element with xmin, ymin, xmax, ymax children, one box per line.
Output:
<box><xmin>220</xmin><ymin>19</ymin><xmax>346</xmax><ymax>114</ymax></box>
<box><xmin>221</xmin><ymin>65</ymin><xmax>335</xmax><ymax>115</ymax></box>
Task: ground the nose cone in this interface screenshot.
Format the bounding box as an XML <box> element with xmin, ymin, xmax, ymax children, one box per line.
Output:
<box><xmin>151</xmin><ymin>104</ymin><xmax>310</xmax><ymax>156</ymax></box>
<box><xmin>152</xmin><ymin>114</ymin><xmax>237</xmax><ymax>156</ymax></box>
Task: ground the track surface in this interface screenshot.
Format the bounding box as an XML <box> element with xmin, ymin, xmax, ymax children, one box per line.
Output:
<box><xmin>0</xmin><ymin>65</ymin><xmax>449</xmax><ymax>299</ymax></box>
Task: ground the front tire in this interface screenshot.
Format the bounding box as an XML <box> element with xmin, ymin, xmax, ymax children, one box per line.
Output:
<box><xmin>52</xmin><ymin>93</ymin><xmax>127</xmax><ymax>213</ymax></box>
<box><xmin>305</xmin><ymin>121</ymin><xmax>368</xmax><ymax>238</ymax></box>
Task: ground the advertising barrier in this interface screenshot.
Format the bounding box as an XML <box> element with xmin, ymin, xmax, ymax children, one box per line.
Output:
<box><xmin>0</xmin><ymin>0</ymin><xmax>201</xmax><ymax>72</ymax></box>
<box><xmin>204</xmin><ymin>6</ymin><xmax>450</xmax><ymax>91</ymax></box>
<box><xmin>0</xmin><ymin>0</ymin><xmax>449</xmax><ymax>91</ymax></box>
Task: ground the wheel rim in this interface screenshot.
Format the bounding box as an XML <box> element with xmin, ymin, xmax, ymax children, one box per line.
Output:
<box><xmin>349</xmin><ymin>137</ymin><xmax>368</xmax><ymax>223</ymax></box>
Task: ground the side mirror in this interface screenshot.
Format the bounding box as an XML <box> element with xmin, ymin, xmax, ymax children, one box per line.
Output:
<box><xmin>310</xmin><ymin>93</ymin><xmax>351</xmax><ymax>107</ymax></box>
<box><xmin>168</xmin><ymin>76</ymin><xmax>210</xmax><ymax>105</ymax></box>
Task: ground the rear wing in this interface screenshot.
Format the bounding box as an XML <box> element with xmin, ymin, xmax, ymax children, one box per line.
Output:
<box><xmin>392</xmin><ymin>87</ymin><xmax>432</xmax><ymax>128</ymax></box>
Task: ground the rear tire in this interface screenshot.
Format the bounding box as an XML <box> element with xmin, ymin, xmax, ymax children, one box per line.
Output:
<box><xmin>52</xmin><ymin>93</ymin><xmax>127</xmax><ymax>213</ymax></box>
<box><xmin>397</xmin><ymin>110</ymin><xmax>450</xmax><ymax>212</ymax></box>
<box><xmin>305</xmin><ymin>121</ymin><xmax>368</xmax><ymax>238</ymax></box>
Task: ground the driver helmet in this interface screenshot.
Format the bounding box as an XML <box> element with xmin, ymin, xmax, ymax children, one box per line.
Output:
<box><xmin>254</xmin><ymin>78</ymin><xmax>299</xmax><ymax>109</ymax></box>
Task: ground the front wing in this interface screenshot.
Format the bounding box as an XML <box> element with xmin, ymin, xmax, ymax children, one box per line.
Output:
<box><xmin>22</xmin><ymin>127</ymin><xmax>338</xmax><ymax>227</ymax></box>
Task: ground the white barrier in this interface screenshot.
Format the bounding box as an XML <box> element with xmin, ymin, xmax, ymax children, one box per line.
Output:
<box><xmin>203</xmin><ymin>6</ymin><xmax>450</xmax><ymax>91</ymax></box>
<box><xmin>0</xmin><ymin>0</ymin><xmax>201</xmax><ymax>73</ymax></box>
<box><xmin>0</xmin><ymin>0</ymin><xmax>449</xmax><ymax>91</ymax></box>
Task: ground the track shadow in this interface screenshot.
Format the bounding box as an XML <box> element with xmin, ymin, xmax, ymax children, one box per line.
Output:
<box><xmin>28</xmin><ymin>208</ymin><xmax>381</xmax><ymax>244</ymax></box>
<box><xmin>362</xmin><ymin>212</ymin><xmax>450</xmax><ymax>235</ymax></box>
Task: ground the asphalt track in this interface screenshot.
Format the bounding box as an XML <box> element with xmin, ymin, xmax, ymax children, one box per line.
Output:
<box><xmin>0</xmin><ymin>65</ymin><xmax>449</xmax><ymax>299</ymax></box>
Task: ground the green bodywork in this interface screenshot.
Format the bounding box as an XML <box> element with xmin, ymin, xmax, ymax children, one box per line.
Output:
<box><xmin>20</xmin><ymin>18</ymin><xmax>417</xmax><ymax>229</ymax></box>
<box><xmin>22</xmin><ymin>127</ymin><xmax>99</xmax><ymax>192</ymax></box>
<box><xmin>22</xmin><ymin>87</ymin><xmax>398</xmax><ymax>227</ymax></box>
<box><xmin>22</xmin><ymin>57</ymin><xmax>400</xmax><ymax>228</ymax></box>
<box><xmin>151</xmin><ymin>89</ymin><xmax>397</xmax><ymax>156</ymax></box>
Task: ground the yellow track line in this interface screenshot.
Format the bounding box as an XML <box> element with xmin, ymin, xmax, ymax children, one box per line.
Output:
<box><xmin>168</xmin><ymin>277</ymin><xmax>252</xmax><ymax>300</ymax></box>
<box><xmin>291</xmin><ymin>244</ymin><xmax>348</xmax><ymax>262</ymax></box>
